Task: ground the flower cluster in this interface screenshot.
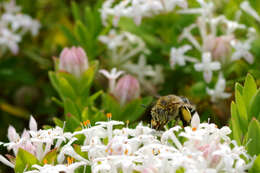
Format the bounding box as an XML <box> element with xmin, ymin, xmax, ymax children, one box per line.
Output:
<box><xmin>100</xmin><ymin>0</ymin><xmax>188</xmax><ymax>26</ymax></box>
<box><xmin>169</xmin><ymin>0</ymin><xmax>257</xmax><ymax>102</ymax></box>
<box><xmin>99</xmin><ymin>30</ymin><xmax>164</xmax><ymax>95</ymax></box>
<box><xmin>0</xmin><ymin>113</ymin><xmax>254</xmax><ymax>173</ymax></box>
<box><xmin>0</xmin><ymin>0</ymin><xmax>40</xmax><ymax>55</ymax></box>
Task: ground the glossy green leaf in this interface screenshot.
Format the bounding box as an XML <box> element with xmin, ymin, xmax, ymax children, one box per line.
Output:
<box><xmin>57</xmin><ymin>76</ymin><xmax>77</xmax><ymax>101</ymax></box>
<box><xmin>235</xmin><ymin>82</ymin><xmax>244</xmax><ymax>96</ymax></box>
<box><xmin>88</xmin><ymin>90</ymin><xmax>103</xmax><ymax>105</ymax></box>
<box><xmin>250</xmin><ymin>90</ymin><xmax>260</xmax><ymax>121</ymax></box>
<box><xmin>80</xmin><ymin>61</ymin><xmax>99</xmax><ymax>102</ymax></box>
<box><xmin>49</xmin><ymin>72</ymin><xmax>64</xmax><ymax>100</ymax></box>
<box><xmin>53</xmin><ymin>117</ymin><xmax>64</xmax><ymax>127</ymax></box>
<box><xmin>243</xmin><ymin>74</ymin><xmax>257</xmax><ymax>113</ymax></box>
<box><xmin>15</xmin><ymin>148</ymin><xmax>39</xmax><ymax>173</ymax></box>
<box><xmin>235</xmin><ymin>90</ymin><xmax>248</xmax><ymax>132</ymax></box>
<box><xmin>60</xmin><ymin>25</ymin><xmax>79</xmax><ymax>45</ymax></box>
<box><xmin>71</xmin><ymin>1</ymin><xmax>81</xmax><ymax>21</ymax></box>
<box><xmin>42</xmin><ymin>148</ymin><xmax>57</xmax><ymax>165</ymax></box>
<box><xmin>249</xmin><ymin>154</ymin><xmax>260</xmax><ymax>173</ymax></box>
<box><xmin>81</xmin><ymin>107</ymin><xmax>89</xmax><ymax>121</ymax></box>
<box><xmin>248</xmin><ymin>118</ymin><xmax>260</xmax><ymax>156</ymax></box>
<box><xmin>102</xmin><ymin>93</ymin><xmax>121</xmax><ymax>120</ymax></box>
<box><xmin>230</xmin><ymin>102</ymin><xmax>242</xmax><ymax>145</ymax></box>
<box><xmin>64</xmin><ymin>98</ymin><xmax>81</xmax><ymax>120</ymax></box>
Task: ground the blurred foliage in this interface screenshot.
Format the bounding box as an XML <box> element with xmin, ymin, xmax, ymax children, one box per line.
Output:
<box><xmin>230</xmin><ymin>74</ymin><xmax>260</xmax><ymax>155</ymax></box>
<box><xmin>0</xmin><ymin>0</ymin><xmax>259</xmax><ymax>171</ymax></box>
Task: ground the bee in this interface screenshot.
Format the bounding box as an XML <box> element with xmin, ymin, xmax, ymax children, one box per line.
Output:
<box><xmin>143</xmin><ymin>95</ymin><xmax>196</xmax><ymax>130</ymax></box>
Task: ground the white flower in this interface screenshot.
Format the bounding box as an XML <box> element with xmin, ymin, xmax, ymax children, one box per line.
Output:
<box><xmin>99</xmin><ymin>68</ymin><xmax>125</xmax><ymax>93</ymax></box>
<box><xmin>0</xmin><ymin>155</ymin><xmax>14</xmax><ymax>168</ymax></box>
<box><xmin>123</xmin><ymin>55</ymin><xmax>155</xmax><ymax>82</ymax></box>
<box><xmin>170</xmin><ymin>45</ymin><xmax>197</xmax><ymax>68</ymax></box>
<box><xmin>5</xmin><ymin>126</ymin><xmax>35</xmax><ymax>156</ymax></box>
<box><xmin>191</xmin><ymin>112</ymin><xmax>200</xmax><ymax>130</ymax></box>
<box><xmin>206</xmin><ymin>74</ymin><xmax>231</xmax><ymax>102</ymax></box>
<box><xmin>222</xmin><ymin>19</ymin><xmax>246</xmax><ymax>35</ymax></box>
<box><xmin>241</xmin><ymin>1</ymin><xmax>260</xmax><ymax>22</ymax></box>
<box><xmin>178</xmin><ymin>0</ymin><xmax>214</xmax><ymax>18</ymax></box>
<box><xmin>57</xmin><ymin>138</ymin><xmax>89</xmax><ymax>164</ymax></box>
<box><xmin>231</xmin><ymin>40</ymin><xmax>254</xmax><ymax>64</ymax></box>
<box><xmin>29</xmin><ymin>116</ymin><xmax>37</xmax><ymax>131</ymax></box>
<box><xmin>194</xmin><ymin>52</ymin><xmax>221</xmax><ymax>83</ymax></box>
<box><xmin>99</xmin><ymin>30</ymin><xmax>149</xmax><ymax>66</ymax></box>
<box><xmin>100</xmin><ymin>0</ymin><xmax>188</xmax><ymax>26</ymax></box>
<box><xmin>0</xmin><ymin>0</ymin><xmax>40</xmax><ymax>55</ymax></box>
<box><xmin>1</xmin><ymin>113</ymin><xmax>254</xmax><ymax>173</ymax></box>
<box><xmin>178</xmin><ymin>24</ymin><xmax>201</xmax><ymax>50</ymax></box>
<box><xmin>24</xmin><ymin>162</ymin><xmax>87</xmax><ymax>173</ymax></box>
<box><xmin>0</xmin><ymin>28</ymin><xmax>21</xmax><ymax>54</ymax></box>
<box><xmin>96</xmin><ymin>120</ymin><xmax>124</xmax><ymax>141</ymax></box>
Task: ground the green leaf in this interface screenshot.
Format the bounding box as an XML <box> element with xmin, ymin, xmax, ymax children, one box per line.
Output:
<box><xmin>53</xmin><ymin>117</ymin><xmax>64</xmax><ymax>127</ymax></box>
<box><xmin>235</xmin><ymin>89</ymin><xmax>248</xmax><ymax>132</ymax></box>
<box><xmin>230</xmin><ymin>102</ymin><xmax>242</xmax><ymax>145</ymax></box>
<box><xmin>60</xmin><ymin>25</ymin><xmax>79</xmax><ymax>45</ymax></box>
<box><xmin>102</xmin><ymin>93</ymin><xmax>121</xmax><ymax>120</ymax></box>
<box><xmin>243</xmin><ymin>74</ymin><xmax>257</xmax><ymax>113</ymax></box>
<box><xmin>64</xmin><ymin>98</ymin><xmax>81</xmax><ymax>120</ymax></box>
<box><xmin>42</xmin><ymin>148</ymin><xmax>57</xmax><ymax>165</ymax></box>
<box><xmin>49</xmin><ymin>71</ymin><xmax>64</xmax><ymax>100</ymax></box>
<box><xmin>81</xmin><ymin>107</ymin><xmax>89</xmax><ymax>121</ymax></box>
<box><xmin>235</xmin><ymin>82</ymin><xmax>244</xmax><ymax>96</ymax></box>
<box><xmin>248</xmin><ymin>118</ymin><xmax>260</xmax><ymax>156</ymax></box>
<box><xmin>15</xmin><ymin>148</ymin><xmax>39</xmax><ymax>173</ymax></box>
<box><xmin>250</xmin><ymin>90</ymin><xmax>260</xmax><ymax>121</ymax></box>
<box><xmin>80</xmin><ymin>61</ymin><xmax>99</xmax><ymax>103</ymax></box>
<box><xmin>58</xmin><ymin>76</ymin><xmax>77</xmax><ymax>101</ymax></box>
<box><xmin>88</xmin><ymin>90</ymin><xmax>103</xmax><ymax>105</ymax></box>
<box><xmin>71</xmin><ymin>1</ymin><xmax>81</xmax><ymax>21</ymax></box>
<box><xmin>249</xmin><ymin>154</ymin><xmax>260</xmax><ymax>173</ymax></box>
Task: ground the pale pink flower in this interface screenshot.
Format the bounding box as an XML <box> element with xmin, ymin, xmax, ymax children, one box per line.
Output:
<box><xmin>58</xmin><ymin>46</ymin><xmax>89</xmax><ymax>77</ymax></box>
<box><xmin>113</xmin><ymin>75</ymin><xmax>140</xmax><ymax>105</ymax></box>
<box><xmin>204</xmin><ymin>34</ymin><xmax>234</xmax><ymax>62</ymax></box>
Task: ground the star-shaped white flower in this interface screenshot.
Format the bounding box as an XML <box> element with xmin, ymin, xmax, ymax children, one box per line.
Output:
<box><xmin>241</xmin><ymin>1</ymin><xmax>260</xmax><ymax>23</ymax></box>
<box><xmin>170</xmin><ymin>45</ymin><xmax>197</xmax><ymax>69</ymax></box>
<box><xmin>194</xmin><ymin>52</ymin><xmax>221</xmax><ymax>83</ymax></box>
<box><xmin>231</xmin><ymin>40</ymin><xmax>254</xmax><ymax>64</ymax></box>
<box><xmin>206</xmin><ymin>74</ymin><xmax>231</xmax><ymax>102</ymax></box>
<box><xmin>99</xmin><ymin>68</ymin><xmax>124</xmax><ymax>93</ymax></box>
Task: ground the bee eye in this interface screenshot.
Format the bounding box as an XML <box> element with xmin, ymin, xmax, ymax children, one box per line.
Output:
<box><xmin>180</xmin><ymin>97</ymin><xmax>190</xmax><ymax>104</ymax></box>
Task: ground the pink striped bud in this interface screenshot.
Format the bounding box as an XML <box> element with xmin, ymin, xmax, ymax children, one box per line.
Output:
<box><xmin>58</xmin><ymin>46</ymin><xmax>89</xmax><ymax>77</ymax></box>
<box><xmin>113</xmin><ymin>75</ymin><xmax>140</xmax><ymax>105</ymax></box>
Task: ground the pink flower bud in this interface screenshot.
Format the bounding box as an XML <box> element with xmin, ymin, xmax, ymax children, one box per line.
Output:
<box><xmin>58</xmin><ymin>46</ymin><xmax>89</xmax><ymax>77</ymax></box>
<box><xmin>113</xmin><ymin>75</ymin><xmax>140</xmax><ymax>105</ymax></box>
<box><xmin>204</xmin><ymin>35</ymin><xmax>234</xmax><ymax>63</ymax></box>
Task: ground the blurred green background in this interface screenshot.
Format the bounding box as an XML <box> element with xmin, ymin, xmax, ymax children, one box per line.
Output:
<box><xmin>0</xmin><ymin>0</ymin><xmax>260</xmax><ymax>172</ymax></box>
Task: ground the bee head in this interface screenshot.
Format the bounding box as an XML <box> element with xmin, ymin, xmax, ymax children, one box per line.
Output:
<box><xmin>180</xmin><ymin>105</ymin><xmax>196</xmax><ymax>126</ymax></box>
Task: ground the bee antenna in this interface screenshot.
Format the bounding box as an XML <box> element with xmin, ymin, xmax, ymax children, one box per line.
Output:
<box><xmin>141</xmin><ymin>104</ymin><xmax>147</xmax><ymax>108</ymax></box>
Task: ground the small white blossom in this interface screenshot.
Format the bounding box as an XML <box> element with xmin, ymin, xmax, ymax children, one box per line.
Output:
<box><xmin>0</xmin><ymin>0</ymin><xmax>40</xmax><ymax>55</ymax></box>
<box><xmin>24</xmin><ymin>162</ymin><xmax>87</xmax><ymax>173</ymax></box>
<box><xmin>194</xmin><ymin>52</ymin><xmax>221</xmax><ymax>83</ymax></box>
<box><xmin>99</xmin><ymin>68</ymin><xmax>125</xmax><ymax>93</ymax></box>
<box><xmin>206</xmin><ymin>74</ymin><xmax>231</xmax><ymax>102</ymax></box>
<box><xmin>170</xmin><ymin>45</ymin><xmax>197</xmax><ymax>68</ymax></box>
<box><xmin>241</xmin><ymin>1</ymin><xmax>260</xmax><ymax>22</ymax></box>
<box><xmin>0</xmin><ymin>113</ymin><xmax>254</xmax><ymax>173</ymax></box>
<box><xmin>231</xmin><ymin>40</ymin><xmax>254</xmax><ymax>64</ymax></box>
<box><xmin>100</xmin><ymin>0</ymin><xmax>188</xmax><ymax>26</ymax></box>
